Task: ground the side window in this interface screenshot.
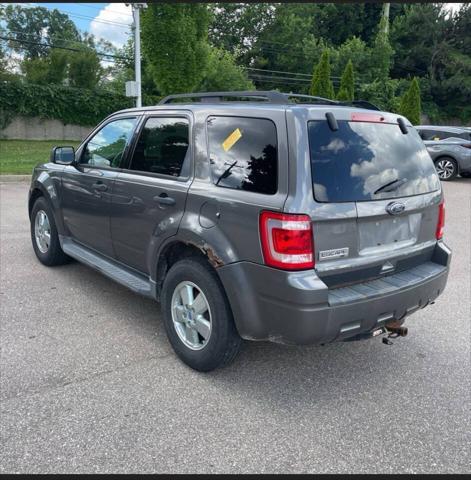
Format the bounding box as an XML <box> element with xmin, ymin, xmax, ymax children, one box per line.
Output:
<box><xmin>421</xmin><ymin>130</ymin><xmax>437</xmax><ymax>140</ymax></box>
<box><xmin>129</xmin><ymin>117</ymin><xmax>189</xmax><ymax>177</ymax></box>
<box><xmin>207</xmin><ymin>116</ymin><xmax>278</xmax><ymax>195</ymax></box>
<box><xmin>434</xmin><ymin>130</ymin><xmax>453</xmax><ymax>140</ymax></box>
<box><xmin>81</xmin><ymin>118</ymin><xmax>137</xmax><ymax>168</ymax></box>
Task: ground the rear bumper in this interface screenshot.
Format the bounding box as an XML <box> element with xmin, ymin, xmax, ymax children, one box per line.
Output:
<box><xmin>218</xmin><ymin>241</ymin><xmax>451</xmax><ymax>345</ymax></box>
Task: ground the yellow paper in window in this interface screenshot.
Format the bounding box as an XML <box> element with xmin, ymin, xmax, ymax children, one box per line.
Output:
<box><xmin>222</xmin><ymin>128</ymin><xmax>242</xmax><ymax>152</ymax></box>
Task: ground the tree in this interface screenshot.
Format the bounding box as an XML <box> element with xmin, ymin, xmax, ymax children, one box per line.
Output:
<box><xmin>337</xmin><ymin>60</ymin><xmax>355</xmax><ymax>101</ymax></box>
<box><xmin>22</xmin><ymin>49</ymin><xmax>68</xmax><ymax>85</ymax></box>
<box><xmin>399</xmin><ymin>77</ymin><xmax>421</xmax><ymax>124</ymax></box>
<box><xmin>68</xmin><ymin>48</ymin><xmax>102</xmax><ymax>89</ymax></box>
<box><xmin>310</xmin><ymin>50</ymin><xmax>334</xmax><ymax>99</ymax></box>
<box><xmin>141</xmin><ymin>4</ymin><xmax>211</xmax><ymax>95</ymax></box>
<box><xmin>199</xmin><ymin>48</ymin><xmax>254</xmax><ymax>92</ymax></box>
<box><xmin>4</xmin><ymin>4</ymin><xmax>80</xmax><ymax>59</ymax></box>
<box><xmin>208</xmin><ymin>3</ymin><xmax>275</xmax><ymax>60</ymax></box>
<box><xmin>370</xmin><ymin>15</ymin><xmax>393</xmax><ymax>81</ymax></box>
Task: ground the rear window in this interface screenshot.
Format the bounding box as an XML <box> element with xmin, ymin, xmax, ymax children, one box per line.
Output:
<box><xmin>308</xmin><ymin>120</ymin><xmax>440</xmax><ymax>203</ymax></box>
<box><xmin>207</xmin><ymin>116</ymin><xmax>277</xmax><ymax>195</ymax></box>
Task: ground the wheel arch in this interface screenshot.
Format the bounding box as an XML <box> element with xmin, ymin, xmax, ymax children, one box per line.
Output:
<box><xmin>153</xmin><ymin>236</ymin><xmax>227</xmax><ymax>300</ymax></box>
<box><xmin>28</xmin><ymin>178</ymin><xmax>66</xmax><ymax>235</ymax></box>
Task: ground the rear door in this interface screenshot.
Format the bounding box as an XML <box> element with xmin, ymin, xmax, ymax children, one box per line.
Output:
<box><xmin>110</xmin><ymin>113</ymin><xmax>193</xmax><ymax>274</ymax></box>
<box><xmin>306</xmin><ymin>113</ymin><xmax>442</xmax><ymax>286</ymax></box>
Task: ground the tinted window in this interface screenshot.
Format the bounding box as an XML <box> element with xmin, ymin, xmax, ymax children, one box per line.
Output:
<box><xmin>421</xmin><ymin>130</ymin><xmax>438</xmax><ymax>140</ymax></box>
<box><xmin>308</xmin><ymin>120</ymin><xmax>440</xmax><ymax>203</ymax></box>
<box><xmin>207</xmin><ymin>116</ymin><xmax>277</xmax><ymax>194</ymax></box>
<box><xmin>425</xmin><ymin>129</ymin><xmax>468</xmax><ymax>141</ymax></box>
<box><xmin>81</xmin><ymin>118</ymin><xmax>137</xmax><ymax>168</ymax></box>
<box><xmin>129</xmin><ymin>117</ymin><xmax>189</xmax><ymax>176</ymax></box>
<box><xmin>434</xmin><ymin>130</ymin><xmax>452</xmax><ymax>140</ymax></box>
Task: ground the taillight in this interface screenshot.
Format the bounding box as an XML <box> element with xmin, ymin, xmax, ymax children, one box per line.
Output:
<box><xmin>259</xmin><ymin>211</ymin><xmax>314</xmax><ymax>270</ymax></box>
<box><xmin>460</xmin><ymin>144</ymin><xmax>471</xmax><ymax>149</ymax></box>
<box><xmin>436</xmin><ymin>200</ymin><xmax>445</xmax><ymax>240</ymax></box>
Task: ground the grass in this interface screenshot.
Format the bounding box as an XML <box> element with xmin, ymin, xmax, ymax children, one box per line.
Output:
<box><xmin>0</xmin><ymin>139</ymin><xmax>81</xmax><ymax>175</ymax></box>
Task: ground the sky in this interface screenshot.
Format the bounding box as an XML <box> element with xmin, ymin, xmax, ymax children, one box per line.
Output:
<box><xmin>30</xmin><ymin>2</ymin><xmax>134</xmax><ymax>48</ymax></box>
<box><xmin>7</xmin><ymin>3</ymin><xmax>465</xmax><ymax>50</ymax></box>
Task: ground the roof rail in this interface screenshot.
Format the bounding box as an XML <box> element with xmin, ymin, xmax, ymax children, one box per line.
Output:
<box><xmin>159</xmin><ymin>91</ymin><xmax>290</xmax><ymax>105</ymax></box>
<box><xmin>284</xmin><ymin>93</ymin><xmax>338</xmax><ymax>105</ymax></box>
<box><xmin>158</xmin><ymin>90</ymin><xmax>380</xmax><ymax>110</ymax></box>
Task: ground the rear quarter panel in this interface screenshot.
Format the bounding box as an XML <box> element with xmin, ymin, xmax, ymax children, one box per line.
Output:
<box><xmin>179</xmin><ymin>106</ymin><xmax>290</xmax><ymax>265</ymax></box>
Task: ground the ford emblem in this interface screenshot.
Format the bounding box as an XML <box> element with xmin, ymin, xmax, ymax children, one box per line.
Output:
<box><xmin>386</xmin><ymin>201</ymin><xmax>405</xmax><ymax>215</ymax></box>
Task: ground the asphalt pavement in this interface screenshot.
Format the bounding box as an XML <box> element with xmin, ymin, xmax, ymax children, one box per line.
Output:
<box><xmin>0</xmin><ymin>179</ymin><xmax>470</xmax><ymax>474</ymax></box>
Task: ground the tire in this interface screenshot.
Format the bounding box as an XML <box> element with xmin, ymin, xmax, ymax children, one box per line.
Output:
<box><xmin>434</xmin><ymin>157</ymin><xmax>458</xmax><ymax>181</ymax></box>
<box><xmin>30</xmin><ymin>196</ymin><xmax>69</xmax><ymax>266</ymax></box>
<box><xmin>460</xmin><ymin>171</ymin><xmax>471</xmax><ymax>178</ymax></box>
<box><xmin>161</xmin><ymin>256</ymin><xmax>242</xmax><ymax>372</ymax></box>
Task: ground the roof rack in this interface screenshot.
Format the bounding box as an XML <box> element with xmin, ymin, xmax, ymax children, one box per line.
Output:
<box><xmin>158</xmin><ymin>90</ymin><xmax>380</xmax><ymax>110</ymax></box>
<box><xmin>159</xmin><ymin>91</ymin><xmax>290</xmax><ymax>105</ymax></box>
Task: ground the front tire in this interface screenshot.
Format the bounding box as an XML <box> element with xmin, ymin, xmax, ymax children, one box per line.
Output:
<box><xmin>434</xmin><ymin>157</ymin><xmax>458</xmax><ymax>181</ymax></box>
<box><xmin>161</xmin><ymin>257</ymin><xmax>242</xmax><ymax>372</ymax></box>
<box><xmin>30</xmin><ymin>196</ymin><xmax>69</xmax><ymax>266</ymax></box>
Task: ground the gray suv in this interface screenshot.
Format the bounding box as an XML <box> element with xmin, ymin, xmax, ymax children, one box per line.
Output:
<box><xmin>28</xmin><ymin>91</ymin><xmax>451</xmax><ymax>371</ymax></box>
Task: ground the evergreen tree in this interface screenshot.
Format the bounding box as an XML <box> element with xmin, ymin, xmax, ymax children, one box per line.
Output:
<box><xmin>399</xmin><ymin>77</ymin><xmax>421</xmax><ymax>124</ymax></box>
<box><xmin>337</xmin><ymin>59</ymin><xmax>355</xmax><ymax>101</ymax></box>
<box><xmin>310</xmin><ymin>50</ymin><xmax>334</xmax><ymax>99</ymax></box>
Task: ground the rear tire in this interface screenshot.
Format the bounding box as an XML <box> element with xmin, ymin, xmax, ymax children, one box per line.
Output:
<box><xmin>460</xmin><ymin>171</ymin><xmax>471</xmax><ymax>178</ymax></box>
<box><xmin>434</xmin><ymin>157</ymin><xmax>458</xmax><ymax>181</ymax></box>
<box><xmin>30</xmin><ymin>196</ymin><xmax>69</xmax><ymax>266</ymax></box>
<box><xmin>161</xmin><ymin>256</ymin><xmax>242</xmax><ymax>372</ymax></box>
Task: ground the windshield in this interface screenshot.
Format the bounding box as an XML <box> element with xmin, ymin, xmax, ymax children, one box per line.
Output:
<box><xmin>308</xmin><ymin>120</ymin><xmax>440</xmax><ymax>203</ymax></box>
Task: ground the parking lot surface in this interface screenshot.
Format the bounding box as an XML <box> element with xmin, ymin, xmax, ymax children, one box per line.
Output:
<box><xmin>0</xmin><ymin>180</ymin><xmax>470</xmax><ymax>474</ymax></box>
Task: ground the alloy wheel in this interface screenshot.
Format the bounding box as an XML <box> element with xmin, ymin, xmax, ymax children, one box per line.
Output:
<box><xmin>171</xmin><ymin>281</ymin><xmax>212</xmax><ymax>350</ymax></box>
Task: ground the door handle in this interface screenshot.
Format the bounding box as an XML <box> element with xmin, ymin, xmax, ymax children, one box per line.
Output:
<box><xmin>92</xmin><ymin>182</ymin><xmax>108</xmax><ymax>192</ymax></box>
<box><xmin>154</xmin><ymin>193</ymin><xmax>176</xmax><ymax>206</ymax></box>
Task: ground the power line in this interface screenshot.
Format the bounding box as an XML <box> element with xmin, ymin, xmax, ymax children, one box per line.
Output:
<box><xmin>1</xmin><ymin>3</ymin><xmax>132</xmax><ymax>29</ymax></box>
<box><xmin>75</xmin><ymin>3</ymin><xmax>133</xmax><ymax>18</ymax></box>
<box><xmin>3</xmin><ymin>28</ymin><xmax>128</xmax><ymax>57</ymax></box>
<box><xmin>0</xmin><ymin>35</ymin><xmax>129</xmax><ymax>62</ymax></box>
<box><xmin>244</xmin><ymin>66</ymin><xmax>312</xmax><ymax>77</ymax></box>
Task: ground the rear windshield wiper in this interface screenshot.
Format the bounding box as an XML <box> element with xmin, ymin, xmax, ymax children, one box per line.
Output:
<box><xmin>373</xmin><ymin>177</ymin><xmax>408</xmax><ymax>195</ymax></box>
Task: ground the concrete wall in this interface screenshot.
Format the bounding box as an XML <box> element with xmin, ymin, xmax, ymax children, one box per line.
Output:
<box><xmin>1</xmin><ymin>116</ymin><xmax>93</xmax><ymax>141</ymax></box>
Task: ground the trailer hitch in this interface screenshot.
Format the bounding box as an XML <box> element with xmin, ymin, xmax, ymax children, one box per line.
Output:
<box><xmin>382</xmin><ymin>325</ymin><xmax>408</xmax><ymax>345</ymax></box>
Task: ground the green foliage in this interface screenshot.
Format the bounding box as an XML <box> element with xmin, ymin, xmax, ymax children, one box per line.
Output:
<box><xmin>310</xmin><ymin>50</ymin><xmax>334</xmax><ymax>99</ymax></box>
<box><xmin>199</xmin><ymin>48</ymin><xmax>254</xmax><ymax>92</ymax></box>
<box><xmin>399</xmin><ymin>77</ymin><xmax>421</xmax><ymax>124</ymax></box>
<box><xmin>208</xmin><ymin>3</ymin><xmax>275</xmax><ymax>60</ymax></box>
<box><xmin>0</xmin><ymin>81</ymin><xmax>134</xmax><ymax>128</ymax></box>
<box><xmin>370</xmin><ymin>16</ymin><xmax>394</xmax><ymax>81</ymax></box>
<box><xmin>141</xmin><ymin>4</ymin><xmax>211</xmax><ymax>95</ymax></box>
<box><xmin>68</xmin><ymin>48</ymin><xmax>102</xmax><ymax>89</ymax></box>
<box><xmin>357</xmin><ymin>78</ymin><xmax>400</xmax><ymax>112</ymax></box>
<box><xmin>4</xmin><ymin>4</ymin><xmax>80</xmax><ymax>59</ymax></box>
<box><xmin>22</xmin><ymin>50</ymin><xmax>68</xmax><ymax>85</ymax></box>
<box><xmin>337</xmin><ymin>60</ymin><xmax>354</xmax><ymax>101</ymax></box>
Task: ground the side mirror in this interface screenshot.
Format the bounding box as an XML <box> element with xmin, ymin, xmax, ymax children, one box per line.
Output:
<box><xmin>51</xmin><ymin>146</ymin><xmax>75</xmax><ymax>165</ymax></box>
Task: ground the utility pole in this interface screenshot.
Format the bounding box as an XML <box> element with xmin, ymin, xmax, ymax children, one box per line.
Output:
<box><xmin>381</xmin><ymin>3</ymin><xmax>390</xmax><ymax>35</ymax></box>
<box><xmin>126</xmin><ymin>3</ymin><xmax>147</xmax><ymax>108</ymax></box>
